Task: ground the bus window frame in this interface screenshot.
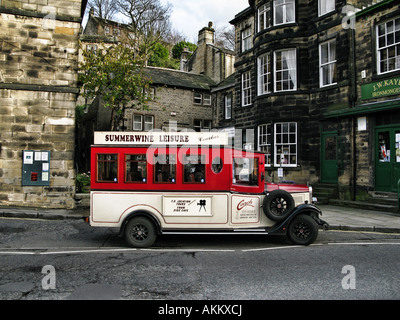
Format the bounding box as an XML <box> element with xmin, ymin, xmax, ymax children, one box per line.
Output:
<box><xmin>153</xmin><ymin>152</ymin><xmax>177</xmax><ymax>184</ymax></box>
<box><xmin>96</xmin><ymin>153</ymin><xmax>119</xmax><ymax>183</ymax></box>
<box><xmin>182</xmin><ymin>153</ymin><xmax>206</xmax><ymax>184</ymax></box>
<box><xmin>125</xmin><ymin>154</ymin><xmax>148</xmax><ymax>184</ymax></box>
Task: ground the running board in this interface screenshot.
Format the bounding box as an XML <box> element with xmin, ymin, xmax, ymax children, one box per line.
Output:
<box><xmin>161</xmin><ymin>229</ymin><xmax>269</xmax><ymax>235</ymax></box>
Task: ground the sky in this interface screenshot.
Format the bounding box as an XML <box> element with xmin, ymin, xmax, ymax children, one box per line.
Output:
<box><xmin>160</xmin><ymin>0</ymin><xmax>249</xmax><ymax>43</ymax></box>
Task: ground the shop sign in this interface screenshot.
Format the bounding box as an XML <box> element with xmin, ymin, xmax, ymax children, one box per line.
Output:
<box><xmin>361</xmin><ymin>77</ymin><xmax>400</xmax><ymax>100</ymax></box>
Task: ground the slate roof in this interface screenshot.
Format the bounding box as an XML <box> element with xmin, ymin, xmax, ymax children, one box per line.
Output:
<box><xmin>144</xmin><ymin>66</ymin><xmax>216</xmax><ymax>91</ymax></box>
<box><xmin>211</xmin><ymin>73</ymin><xmax>236</xmax><ymax>92</ymax></box>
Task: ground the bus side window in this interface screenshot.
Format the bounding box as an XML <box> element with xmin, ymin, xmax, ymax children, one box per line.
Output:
<box><xmin>126</xmin><ymin>154</ymin><xmax>147</xmax><ymax>183</ymax></box>
<box><xmin>233</xmin><ymin>157</ymin><xmax>259</xmax><ymax>186</ymax></box>
<box><xmin>97</xmin><ymin>154</ymin><xmax>118</xmax><ymax>182</ymax></box>
<box><xmin>154</xmin><ymin>154</ymin><xmax>176</xmax><ymax>183</ymax></box>
<box><xmin>183</xmin><ymin>155</ymin><xmax>205</xmax><ymax>183</ymax></box>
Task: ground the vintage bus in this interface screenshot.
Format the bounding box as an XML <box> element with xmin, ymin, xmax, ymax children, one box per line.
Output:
<box><xmin>89</xmin><ymin>132</ymin><xmax>328</xmax><ymax>247</ymax></box>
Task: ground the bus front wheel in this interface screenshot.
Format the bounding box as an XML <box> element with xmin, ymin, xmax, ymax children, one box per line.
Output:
<box><xmin>124</xmin><ymin>217</ymin><xmax>157</xmax><ymax>248</ymax></box>
<box><xmin>287</xmin><ymin>214</ymin><xmax>318</xmax><ymax>246</ymax></box>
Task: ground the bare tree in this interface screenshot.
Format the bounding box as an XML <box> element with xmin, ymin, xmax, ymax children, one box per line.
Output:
<box><xmin>117</xmin><ymin>0</ymin><xmax>173</xmax><ymax>61</ymax></box>
<box><xmin>88</xmin><ymin>0</ymin><xmax>119</xmax><ymax>20</ymax></box>
<box><xmin>215</xmin><ymin>25</ymin><xmax>235</xmax><ymax>51</ymax></box>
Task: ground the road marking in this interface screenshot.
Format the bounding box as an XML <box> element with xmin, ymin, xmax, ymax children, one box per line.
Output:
<box><xmin>328</xmin><ymin>242</ymin><xmax>400</xmax><ymax>246</ymax></box>
<box><xmin>241</xmin><ymin>245</ymin><xmax>303</xmax><ymax>252</ymax></box>
<box><xmin>1</xmin><ymin>242</ymin><xmax>400</xmax><ymax>256</ymax></box>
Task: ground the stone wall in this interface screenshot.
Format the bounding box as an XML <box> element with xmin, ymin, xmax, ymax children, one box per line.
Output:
<box><xmin>125</xmin><ymin>85</ymin><xmax>213</xmax><ymax>131</ymax></box>
<box><xmin>0</xmin><ymin>1</ymin><xmax>84</xmax><ymax>208</ymax></box>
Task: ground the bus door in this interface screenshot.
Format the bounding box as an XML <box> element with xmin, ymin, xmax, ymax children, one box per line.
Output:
<box><xmin>230</xmin><ymin>154</ymin><xmax>264</xmax><ymax>225</ymax></box>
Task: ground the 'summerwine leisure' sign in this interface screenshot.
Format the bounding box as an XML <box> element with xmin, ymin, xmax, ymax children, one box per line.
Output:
<box><xmin>94</xmin><ymin>131</ymin><xmax>229</xmax><ymax>146</ymax></box>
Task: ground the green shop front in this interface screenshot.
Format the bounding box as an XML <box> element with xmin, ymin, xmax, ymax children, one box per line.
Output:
<box><xmin>324</xmin><ymin>76</ymin><xmax>400</xmax><ymax>195</ymax></box>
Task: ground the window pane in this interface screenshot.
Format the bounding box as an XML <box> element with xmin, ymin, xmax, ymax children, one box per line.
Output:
<box><xmin>144</xmin><ymin>116</ymin><xmax>154</xmax><ymax>131</ymax></box>
<box><xmin>97</xmin><ymin>154</ymin><xmax>118</xmax><ymax>182</ymax></box>
<box><xmin>274</xmin><ymin>122</ymin><xmax>297</xmax><ymax>166</ymax></box>
<box><xmin>154</xmin><ymin>154</ymin><xmax>176</xmax><ymax>183</ymax></box>
<box><xmin>203</xmin><ymin>94</ymin><xmax>212</xmax><ymax>105</ymax></box>
<box><xmin>377</xmin><ymin>19</ymin><xmax>400</xmax><ymax>73</ymax></box>
<box><xmin>133</xmin><ymin>115</ymin><xmax>142</xmax><ymax>131</ymax></box>
<box><xmin>126</xmin><ymin>154</ymin><xmax>147</xmax><ymax>183</ymax></box>
<box><xmin>183</xmin><ymin>155</ymin><xmax>206</xmax><ymax>183</ymax></box>
<box><xmin>275</xmin><ymin>49</ymin><xmax>296</xmax><ymax>91</ymax></box>
<box><xmin>233</xmin><ymin>158</ymin><xmax>259</xmax><ymax>186</ymax></box>
<box><xmin>194</xmin><ymin>93</ymin><xmax>202</xmax><ymax>104</ymax></box>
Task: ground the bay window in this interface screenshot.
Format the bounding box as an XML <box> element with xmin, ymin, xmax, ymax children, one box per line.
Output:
<box><xmin>274</xmin><ymin>0</ymin><xmax>295</xmax><ymax>25</ymax></box>
<box><xmin>318</xmin><ymin>0</ymin><xmax>335</xmax><ymax>16</ymax></box>
<box><xmin>258</xmin><ymin>3</ymin><xmax>271</xmax><ymax>32</ymax></box>
<box><xmin>258</xmin><ymin>53</ymin><xmax>272</xmax><ymax>95</ymax></box>
<box><xmin>274</xmin><ymin>49</ymin><xmax>297</xmax><ymax>91</ymax></box>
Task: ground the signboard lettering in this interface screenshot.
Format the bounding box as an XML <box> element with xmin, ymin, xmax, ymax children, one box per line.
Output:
<box><xmin>163</xmin><ymin>196</ymin><xmax>212</xmax><ymax>217</ymax></box>
<box><xmin>361</xmin><ymin>77</ymin><xmax>400</xmax><ymax>100</ymax></box>
<box><xmin>95</xmin><ymin>132</ymin><xmax>229</xmax><ymax>146</ymax></box>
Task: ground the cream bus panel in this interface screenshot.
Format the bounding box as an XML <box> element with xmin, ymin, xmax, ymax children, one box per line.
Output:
<box><xmin>91</xmin><ymin>192</ymin><xmax>230</xmax><ymax>228</ymax></box>
<box><xmin>91</xmin><ymin>192</ymin><xmax>163</xmax><ymax>225</ymax></box>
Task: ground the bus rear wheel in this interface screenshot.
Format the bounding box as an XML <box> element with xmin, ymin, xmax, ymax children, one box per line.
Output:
<box><xmin>124</xmin><ymin>217</ymin><xmax>157</xmax><ymax>248</ymax></box>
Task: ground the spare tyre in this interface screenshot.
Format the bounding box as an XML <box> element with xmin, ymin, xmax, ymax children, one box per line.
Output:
<box><xmin>263</xmin><ymin>189</ymin><xmax>295</xmax><ymax>222</ymax></box>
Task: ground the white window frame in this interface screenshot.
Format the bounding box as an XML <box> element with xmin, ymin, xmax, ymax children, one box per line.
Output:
<box><xmin>273</xmin><ymin>0</ymin><xmax>295</xmax><ymax>26</ymax></box>
<box><xmin>258</xmin><ymin>3</ymin><xmax>271</xmax><ymax>33</ymax></box>
<box><xmin>194</xmin><ymin>92</ymin><xmax>203</xmax><ymax>105</ymax></box>
<box><xmin>258</xmin><ymin>53</ymin><xmax>271</xmax><ymax>95</ymax></box>
<box><xmin>318</xmin><ymin>0</ymin><xmax>335</xmax><ymax>17</ymax></box>
<box><xmin>194</xmin><ymin>92</ymin><xmax>212</xmax><ymax>105</ymax></box>
<box><xmin>225</xmin><ymin>95</ymin><xmax>232</xmax><ymax>120</ymax></box>
<box><xmin>194</xmin><ymin>119</ymin><xmax>212</xmax><ymax>132</ymax></box>
<box><xmin>144</xmin><ymin>115</ymin><xmax>154</xmax><ymax>131</ymax></box>
<box><xmin>274</xmin><ymin>49</ymin><xmax>297</xmax><ymax>92</ymax></box>
<box><xmin>133</xmin><ymin>114</ymin><xmax>154</xmax><ymax>131</ymax></box>
<box><xmin>377</xmin><ymin>18</ymin><xmax>400</xmax><ymax>74</ymax></box>
<box><xmin>133</xmin><ymin>115</ymin><xmax>143</xmax><ymax>131</ymax></box>
<box><xmin>258</xmin><ymin>124</ymin><xmax>272</xmax><ymax>166</ymax></box>
<box><xmin>242</xmin><ymin>71</ymin><xmax>252</xmax><ymax>107</ymax></box>
<box><xmin>242</xmin><ymin>28</ymin><xmax>252</xmax><ymax>52</ymax></box>
<box><xmin>274</xmin><ymin>122</ymin><xmax>297</xmax><ymax>167</ymax></box>
<box><xmin>319</xmin><ymin>40</ymin><xmax>337</xmax><ymax>87</ymax></box>
<box><xmin>203</xmin><ymin>94</ymin><xmax>212</xmax><ymax>106</ymax></box>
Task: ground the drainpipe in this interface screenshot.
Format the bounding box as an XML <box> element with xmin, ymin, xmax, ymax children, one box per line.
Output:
<box><xmin>350</xmin><ymin>25</ymin><xmax>357</xmax><ymax>201</ymax></box>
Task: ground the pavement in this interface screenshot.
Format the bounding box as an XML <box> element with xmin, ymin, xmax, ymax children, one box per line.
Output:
<box><xmin>0</xmin><ymin>203</ymin><xmax>400</xmax><ymax>234</ymax></box>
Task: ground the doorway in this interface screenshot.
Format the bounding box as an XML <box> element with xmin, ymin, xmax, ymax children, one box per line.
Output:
<box><xmin>375</xmin><ymin>126</ymin><xmax>400</xmax><ymax>192</ymax></box>
<box><xmin>321</xmin><ymin>131</ymin><xmax>338</xmax><ymax>183</ymax></box>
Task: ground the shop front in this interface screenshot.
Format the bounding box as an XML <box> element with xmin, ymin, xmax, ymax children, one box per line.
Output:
<box><xmin>376</xmin><ymin>124</ymin><xmax>400</xmax><ymax>192</ymax></box>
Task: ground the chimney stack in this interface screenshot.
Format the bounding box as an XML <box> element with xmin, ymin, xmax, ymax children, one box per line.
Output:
<box><xmin>197</xmin><ymin>21</ymin><xmax>215</xmax><ymax>46</ymax></box>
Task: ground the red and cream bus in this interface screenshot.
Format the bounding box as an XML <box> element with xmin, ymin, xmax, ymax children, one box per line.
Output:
<box><xmin>89</xmin><ymin>131</ymin><xmax>328</xmax><ymax>247</ymax></box>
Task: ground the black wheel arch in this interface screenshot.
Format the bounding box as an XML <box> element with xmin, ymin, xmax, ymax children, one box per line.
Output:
<box><xmin>266</xmin><ymin>203</ymin><xmax>326</xmax><ymax>235</ymax></box>
<box><xmin>120</xmin><ymin>211</ymin><xmax>162</xmax><ymax>236</ymax></box>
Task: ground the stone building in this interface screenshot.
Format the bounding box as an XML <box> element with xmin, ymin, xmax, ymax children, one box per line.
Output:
<box><xmin>0</xmin><ymin>0</ymin><xmax>87</xmax><ymax>209</ymax></box>
<box><xmin>77</xmin><ymin>65</ymin><xmax>215</xmax><ymax>172</ymax></box>
<box><xmin>325</xmin><ymin>0</ymin><xmax>400</xmax><ymax>198</ymax></box>
<box><xmin>183</xmin><ymin>22</ymin><xmax>236</xmax><ymax>84</ymax></box>
<box><xmin>78</xmin><ymin>7</ymin><xmax>134</xmax><ymax>64</ymax></box>
<box><xmin>76</xmin><ymin>21</ymin><xmax>234</xmax><ymax>172</ymax></box>
<box><xmin>226</xmin><ymin>0</ymin><xmax>399</xmax><ymax>204</ymax></box>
